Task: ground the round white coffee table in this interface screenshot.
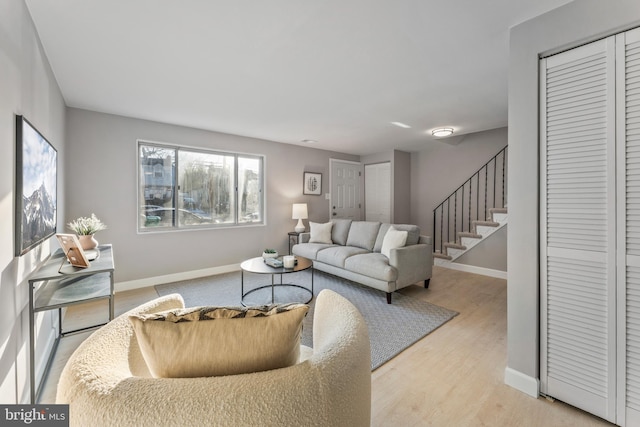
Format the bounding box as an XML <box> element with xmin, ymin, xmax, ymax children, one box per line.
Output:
<box><xmin>240</xmin><ymin>256</ymin><xmax>313</xmax><ymax>306</ymax></box>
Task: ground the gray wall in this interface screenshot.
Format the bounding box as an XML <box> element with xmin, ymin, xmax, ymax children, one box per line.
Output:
<box><xmin>393</xmin><ymin>150</ymin><xmax>411</xmax><ymax>224</ymax></box>
<box><xmin>0</xmin><ymin>1</ymin><xmax>67</xmax><ymax>403</ymax></box>
<box><xmin>410</xmin><ymin>127</ymin><xmax>508</xmax><ymax>239</ymax></box>
<box><xmin>65</xmin><ymin>108</ymin><xmax>358</xmax><ymax>284</ymax></box>
<box><xmin>508</xmin><ymin>0</ymin><xmax>640</xmax><ymax>396</ymax></box>
<box><xmin>455</xmin><ymin>225</ymin><xmax>507</xmax><ymax>272</ymax></box>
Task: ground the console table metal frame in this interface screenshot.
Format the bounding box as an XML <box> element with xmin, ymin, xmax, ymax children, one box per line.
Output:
<box><xmin>241</xmin><ymin>256</ymin><xmax>313</xmax><ymax>306</ymax></box>
<box><xmin>28</xmin><ymin>244</ymin><xmax>115</xmax><ymax>403</ymax></box>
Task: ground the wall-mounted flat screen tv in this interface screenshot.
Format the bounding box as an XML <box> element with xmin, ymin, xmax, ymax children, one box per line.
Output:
<box><xmin>15</xmin><ymin>115</ymin><xmax>57</xmax><ymax>256</ymax></box>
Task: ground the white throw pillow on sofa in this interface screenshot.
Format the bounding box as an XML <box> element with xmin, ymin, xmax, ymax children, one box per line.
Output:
<box><xmin>381</xmin><ymin>227</ymin><xmax>408</xmax><ymax>258</ymax></box>
<box><xmin>309</xmin><ymin>221</ymin><xmax>333</xmax><ymax>244</ymax></box>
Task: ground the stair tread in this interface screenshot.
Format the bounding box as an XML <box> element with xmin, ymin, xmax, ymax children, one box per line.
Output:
<box><xmin>458</xmin><ymin>232</ymin><xmax>482</xmax><ymax>239</ymax></box>
<box><xmin>444</xmin><ymin>242</ymin><xmax>466</xmax><ymax>250</ymax></box>
<box><xmin>488</xmin><ymin>207</ymin><xmax>508</xmax><ymax>214</ymax></box>
<box><xmin>473</xmin><ymin>220</ymin><xmax>500</xmax><ymax>227</ymax></box>
<box><xmin>433</xmin><ymin>252</ymin><xmax>453</xmax><ymax>260</ymax></box>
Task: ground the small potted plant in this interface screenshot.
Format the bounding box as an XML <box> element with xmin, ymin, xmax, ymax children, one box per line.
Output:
<box><xmin>262</xmin><ymin>248</ymin><xmax>278</xmax><ymax>259</ymax></box>
<box><xmin>68</xmin><ymin>213</ymin><xmax>107</xmax><ymax>250</ymax></box>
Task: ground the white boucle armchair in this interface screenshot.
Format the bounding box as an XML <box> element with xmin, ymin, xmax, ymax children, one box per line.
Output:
<box><xmin>56</xmin><ymin>290</ymin><xmax>371</xmax><ymax>427</ymax></box>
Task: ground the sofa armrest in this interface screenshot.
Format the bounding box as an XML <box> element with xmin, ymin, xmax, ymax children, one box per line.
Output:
<box><xmin>389</xmin><ymin>236</ymin><xmax>433</xmax><ymax>287</ymax></box>
<box><xmin>419</xmin><ymin>235</ymin><xmax>432</xmax><ymax>245</ymax></box>
<box><xmin>299</xmin><ymin>232</ymin><xmax>311</xmax><ymax>243</ymax></box>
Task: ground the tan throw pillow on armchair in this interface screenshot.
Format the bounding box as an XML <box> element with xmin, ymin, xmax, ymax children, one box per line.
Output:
<box><xmin>129</xmin><ymin>303</ymin><xmax>309</xmax><ymax>378</ymax></box>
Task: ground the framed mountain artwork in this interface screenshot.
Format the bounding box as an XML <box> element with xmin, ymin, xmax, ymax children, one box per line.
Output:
<box><xmin>15</xmin><ymin>115</ymin><xmax>57</xmax><ymax>256</ymax></box>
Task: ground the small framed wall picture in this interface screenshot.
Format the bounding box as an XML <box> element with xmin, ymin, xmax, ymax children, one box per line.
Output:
<box><xmin>303</xmin><ymin>172</ymin><xmax>322</xmax><ymax>195</ymax></box>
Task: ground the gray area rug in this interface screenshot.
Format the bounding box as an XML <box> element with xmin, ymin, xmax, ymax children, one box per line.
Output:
<box><xmin>155</xmin><ymin>270</ymin><xmax>458</xmax><ymax>370</ymax></box>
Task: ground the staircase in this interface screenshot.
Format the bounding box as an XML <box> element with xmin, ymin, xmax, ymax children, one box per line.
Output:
<box><xmin>433</xmin><ymin>146</ymin><xmax>508</xmax><ymax>270</ymax></box>
<box><xmin>434</xmin><ymin>207</ymin><xmax>507</xmax><ymax>262</ymax></box>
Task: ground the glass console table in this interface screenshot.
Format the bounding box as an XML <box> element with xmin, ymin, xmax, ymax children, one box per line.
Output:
<box><xmin>28</xmin><ymin>244</ymin><xmax>115</xmax><ymax>403</ymax></box>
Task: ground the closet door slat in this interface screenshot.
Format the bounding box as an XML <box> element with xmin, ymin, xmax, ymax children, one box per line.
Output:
<box><xmin>624</xmin><ymin>28</ymin><xmax>640</xmax><ymax>424</ymax></box>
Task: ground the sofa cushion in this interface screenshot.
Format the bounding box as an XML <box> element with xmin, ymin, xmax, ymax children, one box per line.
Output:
<box><xmin>346</xmin><ymin>221</ymin><xmax>381</xmax><ymax>251</ymax></box>
<box><xmin>373</xmin><ymin>223</ymin><xmax>391</xmax><ymax>252</ymax></box>
<box><xmin>344</xmin><ymin>253</ymin><xmax>398</xmax><ymax>282</ymax></box>
<box><xmin>316</xmin><ymin>246</ymin><xmax>369</xmax><ymax>268</ymax></box>
<box><xmin>292</xmin><ymin>242</ymin><xmax>335</xmax><ymax>260</ymax></box>
<box><xmin>374</xmin><ymin>223</ymin><xmax>420</xmax><ymax>251</ymax></box>
<box><xmin>309</xmin><ymin>222</ymin><xmax>333</xmax><ymax>244</ymax></box>
<box><xmin>331</xmin><ymin>219</ymin><xmax>352</xmax><ymax>245</ymax></box>
<box><xmin>381</xmin><ymin>227</ymin><xmax>408</xmax><ymax>258</ymax></box>
<box><xmin>392</xmin><ymin>224</ymin><xmax>421</xmax><ymax>246</ymax></box>
<box><xmin>129</xmin><ymin>303</ymin><xmax>309</xmax><ymax>378</ymax></box>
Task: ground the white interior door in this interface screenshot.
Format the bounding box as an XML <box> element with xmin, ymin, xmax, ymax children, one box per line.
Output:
<box><xmin>365</xmin><ymin>162</ymin><xmax>391</xmax><ymax>223</ymax></box>
<box><xmin>330</xmin><ymin>159</ymin><xmax>362</xmax><ymax>220</ymax></box>
<box><xmin>540</xmin><ymin>36</ymin><xmax>617</xmax><ymax>422</ymax></box>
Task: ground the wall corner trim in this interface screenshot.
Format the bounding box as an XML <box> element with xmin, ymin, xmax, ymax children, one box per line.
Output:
<box><xmin>504</xmin><ymin>367</ymin><xmax>539</xmax><ymax>398</ymax></box>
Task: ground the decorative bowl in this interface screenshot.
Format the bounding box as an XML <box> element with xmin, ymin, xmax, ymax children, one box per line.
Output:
<box><xmin>262</xmin><ymin>249</ymin><xmax>278</xmax><ymax>259</ymax></box>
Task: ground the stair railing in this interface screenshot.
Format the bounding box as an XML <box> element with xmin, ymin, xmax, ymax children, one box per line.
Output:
<box><xmin>432</xmin><ymin>145</ymin><xmax>508</xmax><ymax>254</ymax></box>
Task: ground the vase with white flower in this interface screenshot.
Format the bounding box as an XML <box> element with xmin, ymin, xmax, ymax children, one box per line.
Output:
<box><xmin>68</xmin><ymin>214</ymin><xmax>107</xmax><ymax>250</ymax></box>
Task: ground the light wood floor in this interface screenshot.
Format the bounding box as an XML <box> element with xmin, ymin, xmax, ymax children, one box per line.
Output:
<box><xmin>40</xmin><ymin>266</ymin><xmax>613</xmax><ymax>426</ymax></box>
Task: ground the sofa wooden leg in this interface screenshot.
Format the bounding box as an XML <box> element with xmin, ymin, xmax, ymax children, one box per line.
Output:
<box><xmin>386</xmin><ymin>292</ymin><xmax>392</xmax><ymax>304</ymax></box>
<box><xmin>424</xmin><ymin>279</ymin><xmax>430</xmax><ymax>289</ymax></box>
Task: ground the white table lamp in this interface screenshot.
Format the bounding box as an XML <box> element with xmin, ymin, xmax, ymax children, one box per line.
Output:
<box><xmin>292</xmin><ymin>203</ymin><xmax>308</xmax><ymax>233</ymax></box>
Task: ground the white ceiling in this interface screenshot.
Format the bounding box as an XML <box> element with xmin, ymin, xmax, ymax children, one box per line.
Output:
<box><xmin>25</xmin><ymin>0</ymin><xmax>572</xmax><ymax>155</ymax></box>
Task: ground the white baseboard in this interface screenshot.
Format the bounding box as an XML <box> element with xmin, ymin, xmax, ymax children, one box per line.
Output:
<box><xmin>438</xmin><ymin>262</ymin><xmax>507</xmax><ymax>280</ymax></box>
<box><xmin>504</xmin><ymin>367</ymin><xmax>539</xmax><ymax>398</ymax></box>
<box><xmin>115</xmin><ymin>263</ymin><xmax>241</xmax><ymax>292</ymax></box>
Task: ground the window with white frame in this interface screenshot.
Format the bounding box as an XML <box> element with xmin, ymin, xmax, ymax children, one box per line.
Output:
<box><xmin>138</xmin><ymin>141</ymin><xmax>264</xmax><ymax>231</ymax></box>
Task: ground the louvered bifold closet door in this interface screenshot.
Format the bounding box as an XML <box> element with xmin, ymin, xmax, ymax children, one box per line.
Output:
<box><xmin>540</xmin><ymin>37</ymin><xmax>617</xmax><ymax>422</ymax></box>
<box><xmin>620</xmin><ymin>27</ymin><xmax>640</xmax><ymax>426</ymax></box>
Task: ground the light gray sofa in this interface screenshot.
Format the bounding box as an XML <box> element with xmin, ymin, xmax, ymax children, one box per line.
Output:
<box><xmin>292</xmin><ymin>219</ymin><xmax>432</xmax><ymax>303</ymax></box>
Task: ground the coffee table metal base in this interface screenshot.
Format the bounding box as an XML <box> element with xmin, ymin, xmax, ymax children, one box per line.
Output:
<box><xmin>241</xmin><ymin>281</ymin><xmax>313</xmax><ymax>306</ymax></box>
<box><xmin>240</xmin><ymin>257</ymin><xmax>314</xmax><ymax>306</ymax></box>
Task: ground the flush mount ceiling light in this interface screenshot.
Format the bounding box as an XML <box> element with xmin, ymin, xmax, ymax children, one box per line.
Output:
<box><xmin>432</xmin><ymin>128</ymin><xmax>454</xmax><ymax>137</ymax></box>
<box><xmin>301</xmin><ymin>139</ymin><xmax>317</xmax><ymax>144</ymax></box>
<box><xmin>391</xmin><ymin>121</ymin><xmax>411</xmax><ymax>129</ymax></box>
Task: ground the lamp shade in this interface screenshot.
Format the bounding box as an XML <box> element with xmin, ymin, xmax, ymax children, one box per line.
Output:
<box><xmin>292</xmin><ymin>203</ymin><xmax>308</xmax><ymax>233</ymax></box>
<box><xmin>292</xmin><ymin>203</ymin><xmax>308</xmax><ymax>220</ymax></box>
